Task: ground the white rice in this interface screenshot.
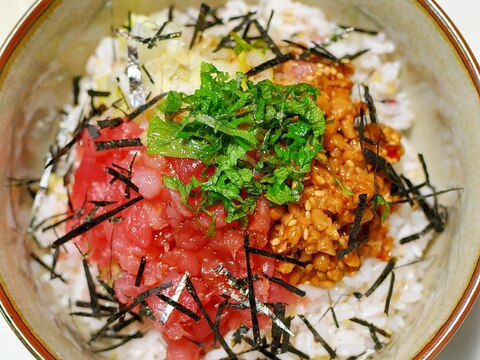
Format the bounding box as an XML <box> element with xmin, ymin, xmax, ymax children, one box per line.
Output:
<box><xmin>30</xmin><ymin>0</ymin><xmax>436</xmax><ymax>359</ymax></box>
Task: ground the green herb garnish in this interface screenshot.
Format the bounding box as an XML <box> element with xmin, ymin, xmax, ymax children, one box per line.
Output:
<box><xmin>147</xmin><ymin>62</ymin><xmax>325</xmax><ymax>223</ymax></box>
<box><xmin>372</xmin><ymin>193</ymin><xmax>390</xmax><ymax>223</ymax></box>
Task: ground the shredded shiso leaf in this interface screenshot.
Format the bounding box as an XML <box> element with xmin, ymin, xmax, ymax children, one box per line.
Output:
<box><xmin>148</xmin><ymin>62</ymin><xmax>325</xmax><ymax>223</ymax></box>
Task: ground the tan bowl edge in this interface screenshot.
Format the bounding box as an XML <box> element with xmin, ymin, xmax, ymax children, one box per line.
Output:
<box><xmin>414</xmin><ymin>1</ymin><xmax>480</xmax><ymax>358</ymax></box>
<box><xmin>0</xmin><ymin>1</ymin><xmax>479</xmax><ymax>360</ymax></box>
<box><xmin>0</xmin><ymin>2</ymin><xmax>57</xmax><ymax>359</ymax></box>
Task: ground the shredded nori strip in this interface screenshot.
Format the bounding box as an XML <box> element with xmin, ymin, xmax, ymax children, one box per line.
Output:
<box><xmin>384</xmin><ymin>271</ymin><xmax>395</xmax><ymax>315</ymax></box>
<box><xmin>364</xmin><ymin>259</ymin><xmax>396</xmax><ymax>297</ymax></box>
<box><xmin>190</xmin><ymin>3</ymin><xmax>223</xmax><ymax>49</ymax></box>
<box><xmin>356</xmin><ymin>107</ymin><xmax>376</xmax><ymax>147</ymax></box>
<box><xmin>97</xmin><ymin>277</ymin><xmax>116</xmax><ymax>298</ymax></box>
<box><xmin>105</xmin><ymin>166</ymin><xmax>140</xmax><ymax>194</ymax></box>
<box><xmin>265</xmin><ymin>10</ymin><xmax>274</xmax><ymax>32</ymax></box>
<box><xmin>246</xmin><ymin>54</ymin><xmax>295</xmax><ymax>77</ymax></box>
<box><xmin>115</xmin><ymin>29</ymin><xmax>182</xmax><ymax>48</ymax></box>
<box><xmin>225</xmin><ymin>303</ymin><xmax>249</xmax><ymax>310</ymax></box>
<box><xmin>97</xmin><ymin>117</ymin><xmax>123</xmax><ymax>129</ymax></box>
<box><xmin>185</xmin><ymin>276</ymin><xmax>236</xmax><ymax>358</ymax></box>
<box><xmin>310</xmin><ymin>42</ymin><xmax>341</xmax><ymax>63</ymax></box>
<box><xmin>6</xmin><ymin>177</ymin><xmax>40</xmax><ymax>187</ymax></box>
<box><xmin>52</xmin><ymin>195</ymin><xmax>144</xmax><ymax>248</ymax></box>
<box><xmin>214</xmin><ymin>11</ymin><xmax>256</xmax><ymax>52</ymax></box>
<box><xmin>75</xmin><ymin>301</ymin><xmax>116</xmax><ymax>314</ymax></box>
<box><xmin>72</xmin><ymin>297</ymin><xmax>117</xmax><ymax>316</ymax></box>
<box><xmin>399</xmin><ymin>159</ymin><xmax>452</xmax><ymax>234</ymax></box>
<box><xmin>363</xmin><ymin>147</ymin><xmax>386</xmax><ymax>170</ymax></box>
<box><xmin>30</xmin><ymin>252</ymin><xmax>67</xmax><ymax>283</ymax></box>
<box><xmin>70</xmin><ymin>311</ymin><xmax>114</xmax><ymax>318</ymax></box>
<box><xmin>324</xmin><ymin>292</ymin><xmax>341</xmax><ymax>329</ymax></box>
<box><xmin>142</xmin><ymin>64</ymin><xmax>155</xmax><ymax>84</ymax></box>
<box><xmin>262</xmin><ymin>273</ymin><xmax>306</xmax><ymax>297</ymax></box>
<box><xmin>298</xmin><ymin>314</ymin><xmax>337</xmax><ymax>358</ymax></box>
<box><xmin>389</xmin><ymin>188</ymin><xmax>461</xmax><ymax>206</ymax></box>
<box><xmin>45</xmin><ymin>131</ymin><xmax>83</xmax><ymax>169</ymax></box>
<box><xmin>82</xmin><ymin>257</ymin><xmax>101</xmax><ymax>316</ymax></box>
<box><xmin>111</xmin><ymin>316</ymin><xmax>140</xmax><ymax>333</ymax></box>
<box><xmin>160</xmin><ymin>273</ymin><xmax>189</xmax><ymax>325</ymax></box>
<box><xmin>89</xmin><ymin>200</ymin><xmax>117</xmax><ymax>207</ymax></box>
<box><xmin>145</xmin><ymin>9</ymin><xmax>179</xmax><ymax>49</ymax></box>
<box><xmin>280</xmin><ymin>316</ymin><xmax>292</xmax><ymax>354</ymax></box>
<box><xmin>87</xmin><ymin>89</ymin><xmax>111</xmax><ymax>98</ymax></box>
<box><xmin>338</xmin><ymin>24</ymin><xmax>379</xmax><ymax>35</ymax></box>
<box><xmin>157</xmin><ymin>294</ymin><xmax>201</xmax><ymax>322</ymax></box>
<box><xmin>106</xmin><ymin>282</ymin><xmax>173</xmax><ymax>325</ymax></box>
<box><xmin>399</xmin><ymin>223</ymin><xmax>435</xmax><ymax>244</ymax></box>
<box><xmin>243</xmin><ymin>235</ymin><xmax>261</xmax><ymax>347</ymax></box>
<box><xmin>215</xmin><ymin>264</ymin><xmax>260</xmax><ymax>290</ymax></box>
<box><xmin>363</xmin><ymin>85</ymin><xmax>378</xmax><ymax>123</ymax></box>
<box><xmin>362</xmin><ymin>148</ymin><xmax>411</xmax><ymax>201</ymax></box>
<box><xmin>231</xmin><ymin>323</ymin><xmax>250</xmax><ymax>345</ymax></box>
<box><xmin>149</xmin><ymin>31</ymin><xmax>182</xmax><ymax>45</ymax></box>
<box><xmin>270</xmin><ymin>303</ymin><xmax>285</xmax><ymax>354</ymax></box>
<box><xmin>286</xmin><ymin>344</ymin><xmax>309</xmax><ymax>359</ymax></box>
<box><xmin>126</xmin><ymin>93</ymin><xmax>166</xmax><ymax>121</ymax></box>
<box><xmin>126</xmin><ymin>153</ymin><xmax>137</xmax><ymax>199</ymax></box>
<box><xmin>123</xmin><ymin>11</ymin><xmax>132</xmax><ymax>32</ymax></box>
<box><xmin>337</xmin><ymin>193</ymin><xmax>368</xmax><ymax>259</ymax></box>
<box><xmin>41</xmin><ymin>212</ymin><xmax>81</xmax><ymax>233</ymax></box>
<box><xmin>94</xmin><ymin>138</ymin><xmax>143</xmax><ymax>151</ymax></box>
<box><xmin>349</xmin><ymin>317</ymin><xmax>390</xmax><ymax>350</ymax></box>
<box><xmin>251</xmin><ymin>19</ymin><xmax>282</xmax><ymax>57</ymax></box>
<box><xmin>92</xmin><ymin>332</ymin><xmax>143</xmax><ymax>353</ymax></box>
<box><xmin>341</xmin><ymin>49</ymin><xmax>369</xmax><ymax>61</ymax></box>
<box><xmin>284</xmin><ymin>40</ymin><xmax>366</xmax><ymax>64</ymax></box>
<box><xmin>243</xmin><ymin>244</ymin><xmax>307</xmax><ymax>267</ymax></box>
<box><xmin>141</xmin><ymin>301</ymin><xmax>157</xmax><ymax>320</ymax></box>
<box><xmin>73</xmin><ymin>76</ymin><xmax>81</xmax><ymax>106</ymax></box>
<box><xmin>134</xmin><ymin>257</ymin><xmax>147</xmax><ymax>287</ymax></box>
<box><xmin>214</xmin><ymin>297</ymin><xmax>230</xmax><ymax>346</ymax></box>
<box><xmin>243</xmin><ymin>337</ymin><xmax>279</xmax><ymax>360</ymax></box>
<box><xmin>347</xmin><ymin>352</ymin><xmax>367</xmax><ymax>360</ymax></box>
<box><xmin>50</xmin><ymin>247</ymin><xmax>61</xmax><ymax>281</ymax></box>
<box><xmin>8</xmin><ymin>177</ymin><xmax>39</xmax><ymax>199</ymax></box>
<box><xmin>285</xmin><ymin>40</ymin><xmax>367</xmax><ymax>65</ymax></box>
<box><xmin>102</xmin><ymin>332</ymin><xmax>143</xmax><ymax>340</ymax></box>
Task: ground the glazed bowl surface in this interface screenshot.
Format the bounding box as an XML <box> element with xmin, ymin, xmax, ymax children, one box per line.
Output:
<box><xmin>0</xmin><ymin>0</ymin><xmax>479</xmax><ymax>359</ymax></box>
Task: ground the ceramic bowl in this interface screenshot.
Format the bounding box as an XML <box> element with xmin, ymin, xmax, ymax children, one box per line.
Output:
<box><xmin>0</xmin><ymin>0</ymin><xmax>479</xmax><ymax>359</ymax></box>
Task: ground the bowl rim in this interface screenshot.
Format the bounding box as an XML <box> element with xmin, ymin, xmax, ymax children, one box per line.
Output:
<box><xmin>0</xmin><ymin>0</ymin><xmax>479</xmax><ymax>359</ymax></box>
<box><xmin>411</xmin><ymin>2</ymin><xmax>480</xmax><ymax>358</ymax></box>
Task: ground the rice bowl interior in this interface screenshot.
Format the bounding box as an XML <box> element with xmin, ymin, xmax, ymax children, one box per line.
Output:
<box><xmin>0</xmin><ymin>0</ymin><xmax>478</xmax><ymax>359</ymax></box>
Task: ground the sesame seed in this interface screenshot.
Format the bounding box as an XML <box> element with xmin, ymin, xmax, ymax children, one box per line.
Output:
<box><xmin>271</xmin><ymin>238</ymin><xmax>280</xmax><ymax>246</ymax></box>
<box><xmin>288</xmin><ymin>219</ymin><xmax>298</xmax><ymax>227</ymax></box>
<box><xmin>305</xmin><ymin>200</ymin><xmax>312</xmax><ymax>211</ymax></box>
